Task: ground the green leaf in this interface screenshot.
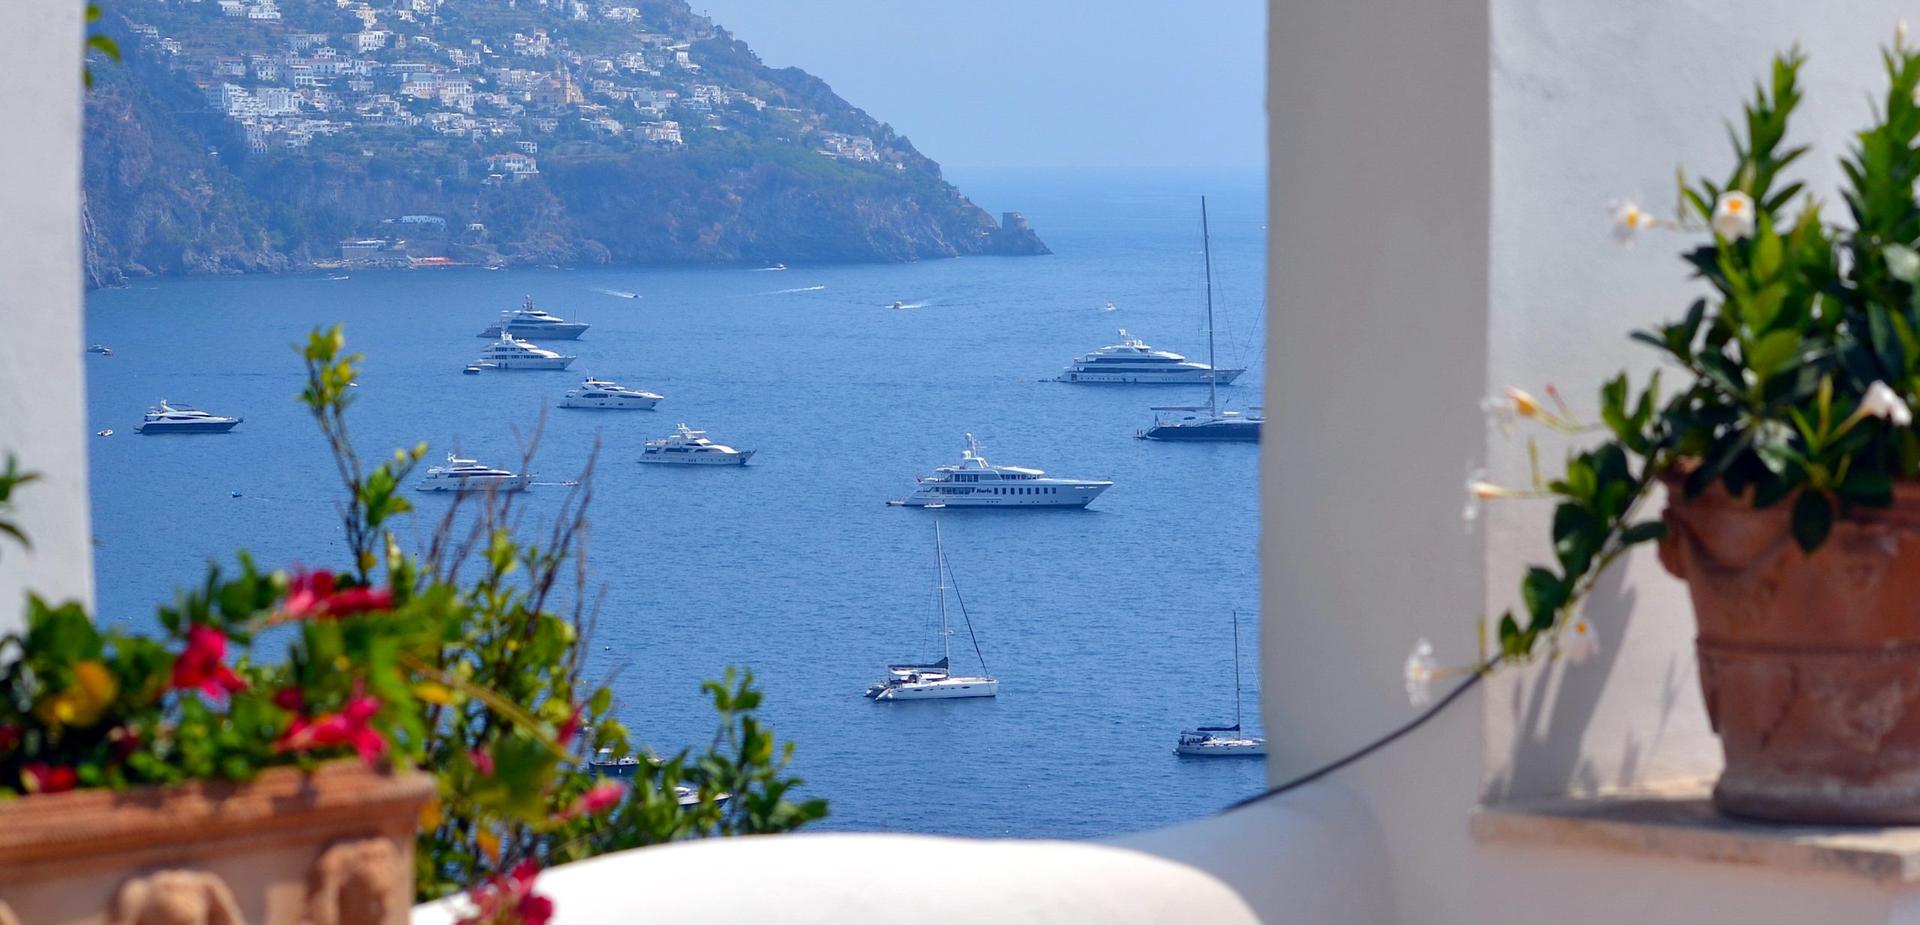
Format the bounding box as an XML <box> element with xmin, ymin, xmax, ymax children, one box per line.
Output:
<box><xmin>1888</xmin><ymin>243</ymin><xmax>1920</xmax><ymax>283</ymax></box>
<box><xmin>1745</xmin><ymin>329</ymin><xmax>1802</xmax><ymax>380</ymax></box>
<box><xmin>1520</xmin><ymin>567</ymin><xmax>1567</xmax><ymax>624</ymax></box>
<box><xmin>1790</xmin><ymin>490</ymin><xmax>1834</xmax><ymax>553</ymax></box>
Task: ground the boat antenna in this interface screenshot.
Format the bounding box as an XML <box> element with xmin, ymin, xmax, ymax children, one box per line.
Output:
<box><xmin>1202</xmin><ymin>195</ymin><xmax>1218</xmax><ymax>420</ymax></box>
<box><xmin>1231</xmin><ymin>607</ymin><xmax>1243</xmax><ymax>732</ymax></box>
<box><xmin>939</xmin><ymin>526</ymin><xmax>990</xmax><ymax>676</ymax></box>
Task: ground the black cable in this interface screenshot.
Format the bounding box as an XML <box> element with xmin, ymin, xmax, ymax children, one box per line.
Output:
<box><xmin>1221</xmin><ymin>656</ymin><xmax>1498</xmax><ymax>813</ymax></box>
<box><xmin>940</xmin><ymin>545</ymin><xmax>989</xmax><ymax>674</ymax></box>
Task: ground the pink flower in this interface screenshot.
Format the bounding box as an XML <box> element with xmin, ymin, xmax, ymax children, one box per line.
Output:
<box><xmin>284</xmin><ymin>570</ymin><xmax>394</xmax><ymax>620</ymax></box>
<box><xmin>20</xmin><ymin>763</ymin><xmax>77</xmax><ymax>794</ymax></box>
<box><xmin>273</xmin><ymin>686</ymin><xmax>304</xmax><ymax>712</ymax></box>
<box><xmin>556</xmin><ymin>705</ymin><xmax>583</xmax><ymax>748</ymax></box>
<box><xmin>169</xmin><ymin>624</ymin><xmax>246</xmax><ymax>698</ymax></box>
<box><xmin>277</xmin><ymin>695</ymin><xmax>385</xmax><ymax>764</ymax></box>
<box><xmin>560</xmin><ymin>781</ymin><xmax>625</xmax><ymax>820</ymax></box>
<box><xmin>457</xmin><ymin>860</ymin><xmax>553</xmax><ymax>925</ymax></box>
<box><xmin>470</xmin><ymin>748</ymin><xmax>495</xmax><ymax>777</ymax></box>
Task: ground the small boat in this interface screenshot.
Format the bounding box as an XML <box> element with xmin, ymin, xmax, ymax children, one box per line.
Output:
<box><xmin>1176</xmin><ymin>608</ymin><xmax>1267</xmax><ymax>757</ymax></box>
<box><xmin>95</xmin><ymin>429</ymin><xmax>113</xmax><ymax>437</ymax></box>
<box><xmin>888</xmin><ymin>300</ymin><xmax>908</xmax><ymax>310</ymax></box>
<box><xmin>462</xmin><ymin>364</ymin><xmax>489</xmax><ymax>375</ymax></box>
<box><xmin>87</xmin><ymin>344</ymin><xmax>113</xmax><ymax>356</ymax></box>
<box><xmin>560</xmin><ymin>377</ymin><xmax>662</xmax><ymax>410</ymax></box>
<box><xmin>134</xmin><ymin>400</ymin><xmax>242</xmax><ymax>434</ymax></box>
<box><xmin>890</xmin><ymin>434</ymin><xmax>1111</xmax><ymax>509</ymax></box>
<box><xmin>414</xmin><ymin>453</ymin><xmax>530</xmax><ymax>492</ymax></box>
<box><xmin>867</xmin><ymin>520</ymin><xmax>998</xmax><ymax>702</ymax></box>
<box><xmin>588</xmin><ymin>749</ymin><xmax>730</xmax><ymax>806</ymax></box>
<box><xmin>1138</xmin><ymin>198</ymin><xmax>1261</xmax><ymax>443</ymax></box>
<box><xmin>478</xmin><ymin>296</ymin><xmax>590</xmax><ymax>339</ymax></box>
<box><xmin>472</xmin><ymin>332</ymin><xmax>576</xmax><ymax>371</ymax></box>
<box><xmin>638</xmin><ymin>424</ymin><xmax>753</xmax><ymax>466</ymax></box>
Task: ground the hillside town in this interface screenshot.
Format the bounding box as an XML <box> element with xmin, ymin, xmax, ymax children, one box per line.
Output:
<box><xmin>118</xmin><ymin>0</ymin><xmax>895</xmax><ymax>183</ymax></box>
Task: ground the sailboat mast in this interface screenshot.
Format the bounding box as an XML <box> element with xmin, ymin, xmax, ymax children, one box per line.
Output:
<box><xmin>1231</xmin><ymin>607</ymin><xmax>1243</xmax><ymax>730</ymax></box>
<box><xmin>1202</xmin><ymin>196</ymin><xmax>1219</xmax><ymax>418</ymax></box>
<box><xmin>935</xmin><ymin>518</ymin><xmax>950</xmax><ymax>665</ymax></box>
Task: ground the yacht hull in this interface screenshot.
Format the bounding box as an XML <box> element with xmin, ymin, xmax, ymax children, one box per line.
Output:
<box><xmin>1056</xmin><ymin>368</ymin><xmax>1243</xmax><ymax>385</ymax></box>
<box><xmin>897</xmin><ymin>484</ymin><xmax>1108</xmax><ymax>508</ymax></box>
<box><xmin>134</xmin><ymin>420</ymin><xmax>241</xmax><ymax>434</ymax></box>
<box><xmin>638</xmin><ymin>451</ymin><xmax>753</xmax><ymax>466</ymax></box>
<box><xmin>561</xmin><ymin>395</ymin><xmax>660</xmax><ymax>410</ymax></box>
<box><xmin>1142</xmin><ymin>420</ymin><xmax>1261</xmax><ymax>442</ymax></box>
<box><xmin>1175</xmin><ymin>740</ymin><xmax>1267</xmax><ymax>757</ymax></box>
<box><xmin>484</xmin><ymin>357</ymin><xmax>575</xmax><ymax>370</ymax></box>
<box><xmin>479</xmin><ymin>324</ymin><xmax>590</xmax><ymax>340</ymax></box>
<box><xmin>873</xmin><ymin>678</ymin><xmax>998</xmax><ymax>700</ymax></box>
<box><xmin>416</xmin><ymin>477</ymin><xmax>530</xmax><ymax>492</ymax></box>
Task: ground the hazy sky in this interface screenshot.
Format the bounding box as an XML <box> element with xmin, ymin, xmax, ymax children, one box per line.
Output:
<box><xmin>691</xmin><ymin>1</ymin><xmax>1266</xmax><ymax>173</ymax></box>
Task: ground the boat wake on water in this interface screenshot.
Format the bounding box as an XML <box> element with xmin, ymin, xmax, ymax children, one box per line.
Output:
<box><xmin>592</xmin><ymin>288</ymin><xmax>641</xmax><ymax>299</ymax></box>
<box><xmin>762</xmin><ymin>284</ymin><xmax>827</xmax><ymax>295</ymax></box>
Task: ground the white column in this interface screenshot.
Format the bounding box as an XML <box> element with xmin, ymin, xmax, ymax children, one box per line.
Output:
<box><xmin>0</xmin><ymin>4</ymin><xmax>91</xmax><ymax>628</ymax></box>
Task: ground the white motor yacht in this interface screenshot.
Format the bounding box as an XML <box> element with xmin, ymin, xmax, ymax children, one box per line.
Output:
<box><xmin>133</xmin><ymin>400</ymin><xmax>241</xmax><ymax>434</ymax></box>
<box><xmin>414</xmin><ymin>453</ymin><xmax>531</xmax><ymax>492</ymax></box>
<box><xmin>867</xmin><ymin>520</ymin><xmax>998</xmax><ymax>702</ymax></box>
<box><xmin>560</xmin><ymin>377</ymin><xmax>663</xmax><ymax>410</ymax></box>
<box><xmin>474</xmin><ymin>331</ymin><xmax>576</xmax><ymax>371</ymax></box>
<box><xmin>1056</xmin><ymin>330</ymin><xmax>1244</xmax><ymax>385</ymax></box>
<box><xmin>638</xmin><ymin>424</ymin><xmax>753</xmax><ymax>465</ymax></box>
<box><xmin>891</xmin><ymin>434</ymin><xmax>1110</xmax><ymax>508</ymax></box>
<box><xmin>478</xmin><ymin>296</ymin><xmax>591</xmax><ymax>339</ymax></box>
<box><xmin>1176</xmin><ymin>609</ymin><xmax>1267</xmax><ymax>757</ymax></box>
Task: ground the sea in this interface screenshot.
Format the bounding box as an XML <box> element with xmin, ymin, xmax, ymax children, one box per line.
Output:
<box><xmin>83</xmin><ymin>169</ymin><xmax>1266</xmax><ymax>840</ymax></box>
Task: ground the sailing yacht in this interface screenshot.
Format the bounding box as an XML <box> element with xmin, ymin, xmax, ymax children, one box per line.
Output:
<box><xmin>1176</xmin><ymin>608</ymin><xmax>1267</xmax><ymax>757</ymax></box>
<box><xmin>866</xmin><ymin>520</ymin><xmax>997</xmax><ymax>701</ymax></box>
<box><xmin>1140</xmin><ymin>197</ymin><xmax>1262</xmax><ymax>442</ymax></box>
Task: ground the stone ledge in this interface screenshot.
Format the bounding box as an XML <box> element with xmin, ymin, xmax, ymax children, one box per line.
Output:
<box><xmin>1471</xmin><ymin>778</ymin><xmax>1920</xmax><ymax>885</ymax></box>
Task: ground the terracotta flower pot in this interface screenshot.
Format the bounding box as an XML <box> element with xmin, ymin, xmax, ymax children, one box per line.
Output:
<box><xmin>0</xmin><ymin>762</ymin><xmax>433</xmax><ymax>925</ymax></box>
<box><xmin>1660</xmin><ymin>477</ymin><xmax>1920</xmax><ymax>823</ymax></box>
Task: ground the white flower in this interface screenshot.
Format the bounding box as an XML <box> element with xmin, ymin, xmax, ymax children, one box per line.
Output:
<box><xmin>1480</xmin><ymin>387</ymin><xmax>1541</xmax><ymax>435</ymax></box>
<box><xmin>1862</xmin><ymin>380</ymin><xmax>1914</xmax><ymax>427</ymax></box>
<box><xmin>1611</xmin><ymin>200</ymin><xmax>1658</xmax><ymax>245</ymax></box>
<box><xmin>1711</xmin><ymin>191</ymin><xmax>1756</xmax><ymax>240</ymax></box>
<box><xmin>1404</xmin><ymin>639</ymin><xmax>1437</xmax><ymax>707</ymax></box>
<box><xmin>1564</xmin><ymin>616</ymin><xmax>1600</xmax><ymax>664</ymax></box>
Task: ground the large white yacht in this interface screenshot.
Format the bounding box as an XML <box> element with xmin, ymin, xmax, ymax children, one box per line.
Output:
<box><xmin>1056</xmin><ymin>330</ymin><xmax>1244</xmax><ymax>385</ymax></box>
<box><xmin>133</xmin><ymin>400</ymin><xmax>242</xmax><ymax>434</ymax></box>
<box><xmin>638</xmin><ymin>424</ymin><xmax>754</xmax><ymax>466</ymax></box>
<box><xmin>867</xmin><ymin>520</ymin><xmax>998</xmax><ymax>702</ymax></box>
<box><xmin>477</xmin><ymin>297</ymin><xmax>590</xmax><ymax>339</ymax></box>
<box><xmin>891</xmin><ymin>434</ymin><xmax>1111</xmax><ymax>508</ymax></box>
<box><xmin>560</xmin><ymin>377</ymin><xmax>662</xmax><ymax>410</ymax></box>
<box><xmin>473</xmin><ymin>332</ymin><xmax>576</xmax><ymax>370</ymax></box>
<box><xmin>414</xmin><ymin>453</ymin><xmax>531</xmax><ymax>492</ymax></box>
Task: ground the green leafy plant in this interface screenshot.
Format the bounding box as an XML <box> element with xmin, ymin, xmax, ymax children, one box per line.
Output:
<box><xmin>0</xmin><ymin>456</ymin><xmax>38</xmax><ymax>556</ymax></box>
<box><xmin>1423</xmin><ymin>40</ymin><xmax>1920</xmax><ymax>691</ymax></box>
<box><xmin>0</xmin><ymin>327</ymin><xmax>825</xmax><ymax>917</ymax></box>
<box><xmin>84</xmin><ymin>4</ymin><xmax>121</xmax><ymax>90</ymax></box>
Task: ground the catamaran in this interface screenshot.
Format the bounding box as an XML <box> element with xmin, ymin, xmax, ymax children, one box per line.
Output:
<box><xmin>866</xmin><ymin>519</ymin><xmax>998</xmax><ymax>701</ymax></box>
<box><xmin>1176</xmin><ymin>608</ymin><xmax>1267</xmax><ymax>756</ymax></box>
<box><xmin>1139</xmin><ymin>197</ymin><xmax>1262</xmax><ymax>442</ymax></box>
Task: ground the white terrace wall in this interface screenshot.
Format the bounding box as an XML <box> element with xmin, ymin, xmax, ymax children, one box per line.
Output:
<box><xmin>1268</xmin><ymin>0</ymin><xmax>1918</xmax><ymax>923</ymax></box>
<box><xmin>0</xmin><ymin>4</ymin><xmax>91</xmax><ymax>631</ymax></box>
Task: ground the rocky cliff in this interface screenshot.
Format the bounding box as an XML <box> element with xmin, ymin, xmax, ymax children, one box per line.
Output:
<box><xmin>84</xmin><ymin>0</ymin><xmax>1047</xmax><ymax>285</ymax></box>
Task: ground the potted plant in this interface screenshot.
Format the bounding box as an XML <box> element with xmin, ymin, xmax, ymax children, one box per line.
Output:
<box><xmin>0</xmin><ymin>329</ymin><xmax>825</xmax><ymax>924</ymax></box>
<box><xmin>1447</xmin><ymin>39</ymin><xmax>1920</xmax><ymax>824</ymax></box>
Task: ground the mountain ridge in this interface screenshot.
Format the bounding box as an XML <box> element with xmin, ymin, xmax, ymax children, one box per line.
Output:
<box><xmin>84</xmin><ymin>0</ymin><xmax>1047</xmax><ymax>287</ymax></box>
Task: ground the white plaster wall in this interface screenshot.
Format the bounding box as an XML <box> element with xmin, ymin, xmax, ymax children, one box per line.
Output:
<box><xmin>0</xmin><ymin>3</ymin><xmax>91</xmax><ymax>630</ymax></box>
<box><xmin>1482</xmin><ymin>0</ymin><xmax>1913</xmax><ymax>799</ymax></box>
<box><xmin>1263</xmin><ymin>0</ymin><xmax>1491</xmax><ymax>922</ymax></box>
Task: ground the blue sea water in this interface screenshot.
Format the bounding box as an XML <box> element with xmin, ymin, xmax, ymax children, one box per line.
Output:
<box><xmin>83</xmin><ymin>169</ymin><xmax>1266</xmax><ymax>839</ymax></box>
